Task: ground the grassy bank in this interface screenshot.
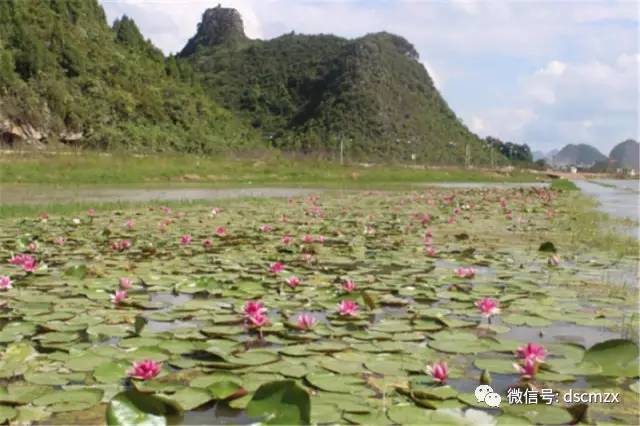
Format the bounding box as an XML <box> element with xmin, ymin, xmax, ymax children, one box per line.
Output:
<box><xmin>549</xmin><ymin>178</ymin><xmax>579</xmax><ymax>191</ymax></box>
<box><xmin>0</xmin><ymin>152</ymin><xmax>539</xmax><ymax>186</ymax></box>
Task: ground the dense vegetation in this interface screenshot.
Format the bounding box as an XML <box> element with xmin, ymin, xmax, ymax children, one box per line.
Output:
<box><xmin>0</xmin><ymin>0</ymin><xmax>256</xmax><ymax>153</ymax></box>
<box><xmin>484</xmin><ymin>136</ymin><xmax>533</xmax><ymax>163</ymax></box>
<box><xmin>180</xmin><ymin>7</ymin><xmax>503</xmax><ymax>164</ymax></box>
<box><xmin>552</xmin><ymin>144</ymin><xmax>607</xmax><ymax>167</ymax></box>
<box><xmin>0</xmin><ymin>1</ymin><xmax>508</xmax><ymax>165</ymax></box>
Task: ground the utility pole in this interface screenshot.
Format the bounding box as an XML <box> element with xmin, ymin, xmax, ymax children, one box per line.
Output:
<box><xmin>465</xmin><ymin>143</ymin><xmax>471</xmax><ymax>169</ymax></box>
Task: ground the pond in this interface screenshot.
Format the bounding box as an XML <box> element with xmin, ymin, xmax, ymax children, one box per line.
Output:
<box><xmin>574</xmin><ymin>179</ymin><xmax>639</xmax><ymax>239</ymax></box>
<box><xmin>0</xmin><ymin>184</ymin><xmax>316</xmax><ymax>205</ymax></box>
<box><xmin>0</xmin><ymin>186</ymin><xmax>637</xmax><ymax>425</ymax></box>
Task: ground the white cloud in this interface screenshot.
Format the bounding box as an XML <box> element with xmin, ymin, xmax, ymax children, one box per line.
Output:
<box><xmin>470</xmin><ymin>116</ymin><xmax>485</xmax><ymax>133</ymax></box>
<box><xmin>468</xmin><ymin>52</ymin><xmax>639</xmax><ymax>151</ymax></box>
<box><xmin>536</xmin><ymin>60</ymin><xmax>567</xmax><ymax>77</ymax></box>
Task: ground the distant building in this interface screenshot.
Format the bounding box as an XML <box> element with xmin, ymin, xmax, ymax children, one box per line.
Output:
<box><xmin>570</xmin><ymin>166</ymin><xmax>578</xmax><ymax>174</ymax></box>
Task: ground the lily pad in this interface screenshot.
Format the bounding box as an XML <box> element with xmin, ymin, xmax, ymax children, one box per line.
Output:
<box><xmin>246</xmin><ymin>380</ymin><xmax>310</xmax><ymax>425</ymax></box>
<box><xmin>33</xmin><ymin>389</ymin><xmax>103</xmax><ymax>413</ymax></box>
<box><xmin>106</xmin><ymin>391</ymin><xmax>170</xmax><ymax>426</ymax></box>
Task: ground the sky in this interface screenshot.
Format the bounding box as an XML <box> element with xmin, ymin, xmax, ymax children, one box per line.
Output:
<box><xmin>100</xmin><ymin>0</ymin><xmax>639</xmax><ymax>154</ymax></box>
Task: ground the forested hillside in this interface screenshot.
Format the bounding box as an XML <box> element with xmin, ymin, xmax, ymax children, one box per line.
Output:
<box><xmin>180</xmin><ymin>6</ymin><xmax>501</xmax><ymax>164</ymax></box>
<box><xmin>0</xmin><ymin>1</ymin><xmax>505</xmax><ymax>165</ymax></box>
<box><xmin>0</xmin><ymin>0</ymin><xmax>256</xmax><ymax>152</ymax></box>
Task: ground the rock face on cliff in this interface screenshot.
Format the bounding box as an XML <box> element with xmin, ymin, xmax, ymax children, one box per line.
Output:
<box><xmin>179</xmin><ymin>6</ymin><xmax>248</xmax><ymax>56</ymax></box>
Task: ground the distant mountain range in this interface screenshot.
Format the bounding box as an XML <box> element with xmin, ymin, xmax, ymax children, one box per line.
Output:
<box><xmin>534</xmin><ymin>140</ymin><xmax>639</xmax><ymax>171</ymax></box>
<box><xmin>552</xmin><ymin>144</ymin><xmax>607</xmax><ymax>167</ymax></box>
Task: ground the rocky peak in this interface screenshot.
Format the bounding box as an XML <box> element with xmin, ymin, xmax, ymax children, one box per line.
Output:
<box><xmin>179</xmin><ymin>5</ymin><xmax>247</xmax><ymax>56</ymax></box>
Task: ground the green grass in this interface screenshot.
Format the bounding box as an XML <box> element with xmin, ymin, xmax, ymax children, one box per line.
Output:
<box><xmin>0</xmin><ymin>152</ymin><xmax>539</xmax><ymax>186</ymax></box>
<box><xmin>555</xmin><ymin>193</ymin><xmax>639</xmax><ymax>258</ymax></box>
<box><xmin>550</xmin><ymin>178</ymin><xmax>579</xmax><ymax>191</ymax></box>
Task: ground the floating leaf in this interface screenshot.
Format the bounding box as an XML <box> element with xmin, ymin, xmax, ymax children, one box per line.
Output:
<box><xmin>246</xmin><ymin>380</ymin><xmax>310</xmax><ymax>425</ymax></box>
<box><xmin>106</xmin><ymin>391</ymin><xmax>170</xmax><ymax>426</ymax></box>
<box><xmin>582</xmin><ymin>339</ymin><xmax>639</xmax><ymax>377</ymax></box>
<box><xmin>33</xmin><ymin>389</ymin><xmax>103</xmax><ymax>413</ymax></box>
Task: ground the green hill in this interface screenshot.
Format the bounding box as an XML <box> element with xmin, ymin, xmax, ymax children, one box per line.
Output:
<box><xmin>0</xmin><ymin>2</ymin><xmax>505</xmax><ymax>165</ymax></box>
<box><xmin>552</xmin><ymin>143</ymin><xmax>607</xmax><ymax>167</ymax></box>
<box><xmin>0</xmin><ymin>0</ymin><xmax>255</xmax><ymax>152</ymax></box>
<box><xmin>609</xmin><ymin>139</ymin><xmax>639</xmax><ymax>171</ymax></box>
<box><xmin>179</xmin><ymin>6</ymin><xmax>502</xmax><ymax>164</ymax></box>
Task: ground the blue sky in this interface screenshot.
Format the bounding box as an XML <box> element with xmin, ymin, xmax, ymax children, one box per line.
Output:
<box><xmin>100</xmin><ymin>0</ymin><xmax>639</xmax><ymax>154</ymax></box>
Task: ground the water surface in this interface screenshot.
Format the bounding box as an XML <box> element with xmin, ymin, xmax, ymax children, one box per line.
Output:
<box><xmin>0</xmin><ymin>184</ymin><xmax>316</xmax><ymax>205</ymax></box>
<box><xmin>574</xmin><ymin>179</ymin><xmax>639</xmax><ymax>238</ymax></box>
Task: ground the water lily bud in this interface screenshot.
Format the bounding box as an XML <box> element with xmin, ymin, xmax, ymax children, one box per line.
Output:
<box><xmin>480</xmin><ymin>369</ymin><xmax>492</xmax><ymax>385</ymax></box>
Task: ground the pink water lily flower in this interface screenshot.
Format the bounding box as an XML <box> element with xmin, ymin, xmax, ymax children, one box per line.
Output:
<box><xmin>14</xmin><ymin>255</ymin><xmax>38</xmax><ymax>273</ymax></box>
<box><xmin>243</xmin><ymin>301</ymin><xmax>267</xmax><ymax>318</ymax></box>
<box><xmin>517</xmin><ymin>343</ymin><xmax>547</xmax><ymax>362</ymax></box>
<box><xmin>9</xmin><ymin>254</ymin><xmax>29</xmax><ymax>266</ymax></box>
<box><xmin>297</xmin><ymin>313</ymin><xmax>317</xmax><ymax>330</ymax></box>
<box><xmin>286</xmin><ymin>276</ymin><xmax>301</xmax><ymax>289</ymax></box>
<box><xmin>302</xmin><ymin>234</ymin><xmax>314</xmax><ymax>244</ymax></box>
<box><xmin>87</xmin><ymin>208</ymin><xmax>96</xmax><ymax>217</ymax></box>
<box><xmin>129</xmin><ymin>359</ymin><xmax>161</xmax><ymax>380</ymax></box>
<box><xmin>426</xmin><ymin>361</ymin><xmax>448</xmax><ymax>384</ymax></box>
<box><xmin>111</xmin><ymin>240</ymin><xmax>132</xmax><ymax>251</ymax></box>
<box><xmin>269</xmin><ymin>262</ymin><xmax>285</xmax><ymax>274</ymax></box>
<box><xmin>54</xmin><ymin>237</ymin><xmax>66</xmax><ymax>246</ymax></box>
<box><xmin>514</xmin><ymin>357</ymin><xmax>537</xmax><ymax>379</ymax></box>
<box><xmin>125</xmin><ymin>219</ymin><xmax>135</xmax><ymax>230</ymax></box>
<box><xmin>111</xmin><ymin>290</ymin><xmax>128</xmax><ymax>305</ymax></box>
<box><xmin>425</xmin><ymin>229</ymin><xmax>433</xmax><ymax>238</ymax></box>
<box><xmin>259</xmin><ymin>224</ymin><xmax>272</xmax><ymax>232</ymax></box>
<box><xmin>475</xmin><ymin>297</ymin><xmax>500</xmax><ymax>318</ymax></box>
<box><xmin>215</xmin><ymin>226</ymin><xmax>226</xmax><ymax>237</ymax></box>
<box><xmin>247</xmin><ymin>312</ymin><xmax>270</xmax><ymax>328</ymax></box>
<box><xmin>342</xmin><ymin>280</ymin><xmax>356</xmax><ymax>293</ymax></box>
<box><xmin>180</xmin><ymin>234</ymin><xmax>192</xmax><ymax>245</ymax></box>
<box><xmin>202</xmin><ymin>239</ymin><xmax>213</xmax><ymax>249</ymax></box>
<box><xmin>448</xmin><ymin>216</ymin><xmax>456</xmax><ymax>224</ymax></box>
<box><xmin>23</xmin><ymin>258</ymin><xmax>37</xmax><ymax>272</ymax></box>
<box><xmin>454</xmin><ymin>267</ymin><xmax>476</xmax><ymax>279</ymax></box>
<box><xmin>337</xmin><ymin>300</ymin><xmax>359</xmax><ymax>316</ymax></box>
<box><xmin>426</xmin><ymin>246</ymin><xmax>437</xmax><ymax>257</ymax></box>
<box><xmin>281</xmin><ymin>235</ymin><xmax>292</xmax><ymax>245</ymax></box>
<box><xmin>27</xmin><ymin>242</ymin><xmax>38</xmax><ymax>252</ymax></box>
<box><xmin>119</xmin><ymin>277</ymin><xmax>133</xmax><ymax>289</ymax></box>
<box><xmin>0</xmin><ymin>276</ymin><xmax>12</xmax><ymax>290</ymax></box>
